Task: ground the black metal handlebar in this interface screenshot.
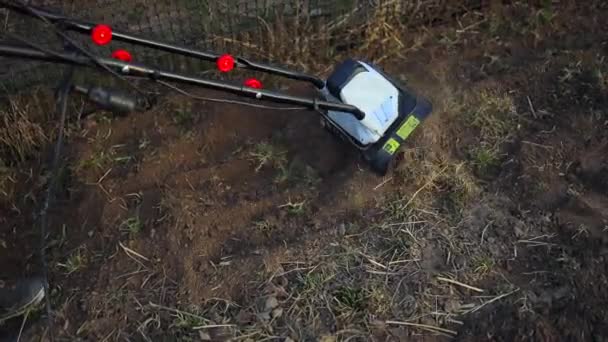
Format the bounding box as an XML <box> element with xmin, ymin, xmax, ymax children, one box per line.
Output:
<box><xmin>0</xmin><ymin>44</ymin><xmax>366</xmax><ymax>119</ymax></box>
<box><xmin>0</xmin><ymin>1</ymin><xmax>326</xmax><ymax>88</ymax></box>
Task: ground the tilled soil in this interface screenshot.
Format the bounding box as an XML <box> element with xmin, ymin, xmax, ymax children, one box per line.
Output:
<box><xmin>1</xmin><ymin>1</ymin><xmax>608</xmax><ymax>341</ymax></box>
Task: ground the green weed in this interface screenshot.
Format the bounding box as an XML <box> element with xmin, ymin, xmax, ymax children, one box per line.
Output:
<box><xmin>172</xmin><ymin>310</ymin><xmax>207</xmax><ymax>330</ymax></box>
<box><xmin>533</xmin><ymin>0</ymin><xmax>555</xmax><ymax>27</ymax></box>
<box><xmin>172</xmin><ymin>101</ymin><xmax>197</xmax><ymax>127</ymax></box>
<box><xmin>78</xmin><ymin>145</ymin><xmax>132</xmax><ymax>172</ymax></box>
<box><xmin>333</xmin><ymin>286</ymin><xmax>367</xmax><ymax>314</ymax></box>
<box><xmin>274</xmin><ymin>164</ymin><xmax>291</xmax><ymax>184</ymax></box>
<box><xmin>301</xmin><ymin>272</ymin><xmax>326</xmax><ymax>294</ymax></box>
<box><xmin>120</xmin><ymin>217</ymin><xmax>143</xmax><ymax>236</ymax></box>
<box><xmin>249</xmin><ymin>142</ymin><xmax>287</xmax><ymax>172</ymax></box>
<box><xmin>173</xmin><ymin>110</ymin><xmax>195</xmax><ymax>127</ymax></box>
<box><xmin>472</xmin><ymin>255</ymin><xmax>495</xmax><ymax>278</ymax></box>
<box><xmin>470</xmin><ymin>145</ymin><xmax>501</xmax><ymax>176</ymax></box>
<box><xmin>488</xmin><ymin>12</ymin><xmax>506</xmax><ymax>36</ymax></box>
<box><xmin>274</xmin><ymin>159</ymin><xmax>321</xmax><ymax>186</ymax></box>
<box><xmin>57</xmin><ymin>248</ymin><xmax>87</xmax><ymax>275</ymax></box>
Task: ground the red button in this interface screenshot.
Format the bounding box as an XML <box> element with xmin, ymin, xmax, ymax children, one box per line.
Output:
<box><xmin>112</xmin><ymin>50</ymin><xmax>132</xmax><ymax>62</ymax></box>
<box><xmin>244</xmin><ymin>78</ymin><xmax>262</xmax><ymax>89</ymax></box>
<box><xmin>92</xmin><ymin>24</ymin><xmax>113</xmax><ymax>46</ymax></box>
<box><xmin>216</xmin><ymin>54</ymin><xmax>235</xmax><ymax>73</ymax></box>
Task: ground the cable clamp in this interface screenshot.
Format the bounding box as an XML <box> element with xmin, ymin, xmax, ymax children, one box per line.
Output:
<box><xmin>313</xmin><ymin>98</ymin><xmax>319</xmax><ymax>111</ymax></box>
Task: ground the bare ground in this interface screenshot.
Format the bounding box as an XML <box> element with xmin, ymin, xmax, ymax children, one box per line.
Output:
<box><xmin>1</xmin><ymin>1</ymin><xmax>608</xmax><ymax>341</ymax></box>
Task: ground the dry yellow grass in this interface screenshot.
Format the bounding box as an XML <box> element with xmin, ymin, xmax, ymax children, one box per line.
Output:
<box><xmin>0</xmin><ymin>159</ymin><xmax>16</xmax><ymax>201</ymax></box>
<box><xmin>0</xmin><ymin>96</ymin><xmax>48</xmax><ymax>164</ymax></box>
<box><xmin>0</xmin><ymin>95</ymin><xmax>49</xmax><ymax>203</ymax></box>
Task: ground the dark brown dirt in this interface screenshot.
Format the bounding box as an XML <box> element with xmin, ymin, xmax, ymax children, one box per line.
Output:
<box><xmin>2</xmin><ymin>1</ymin><xmax>608</xmax><ymax>341</ymax></box>
<box><xmin>2</xmin><ymin>84</ymin><xmax>386</xmax><ymax>339</ymax></box>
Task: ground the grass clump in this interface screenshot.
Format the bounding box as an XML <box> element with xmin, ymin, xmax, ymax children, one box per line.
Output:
<box><xmin>171</xmin><ymin>308</ymin><xmax>207</xmax><ymax>330</ymax></box>
<box><xmin>77</xmin><ymin>144</ymin><xmax>133</xmax><ymax>174</ymax></box>
<box><xmin>301</xmin><ymin>272</ymin><xmax>327</xmax><ymax>293</ymax></box>
<box><xmin>462</xmin><ymin>90</ymin><xmax>517</xmax><ymax>178</ymax></box>
<box><xmin>367</xmin><ymin>285</ymin><xmax>392</xmax><ymax>316</ymax></box>
<box><xmin>465</xmin><ymin>90</ymin><xmax>517</xmax><ymax>145</ymax></box>
<box><xmin>77</xmin><ymin>150</ymin><xmax>115</xmax><ymax>171</ymax></box>
<box><xmin>470</xmin><ymin>145</ymin><xmax>501</xmax><ymax>177</ymax></box>
<box><xmin>249</xmin><ymin>142</ymin><xmax>287</xmax><ymax>172</ymax></box>
<box><xmin>472</xmin><ymin>255</ymin><xmax>496</xmax><ymax>279</ymax></box>
<box><xmin>173</xmin><ymin>109</ymin><xmax>195</xmax><ymax>127</ymax></box>
<box><xmin>391</xmin><ymin>159</ymin><xmax>479</xmax><ymax>220</ymax></box>
<box><xmin>435</xmin><ymin>163</ymin><xmax>479</xmax><ymax>208</ymax></box>
<box><xmin>333</xmin><ymin>286</ymin><xmax>367</xmax><ymax>315</ymax></box>
<box><xmin>120</xmin><ymin>216</ymin><xmax>143</xmax><ymax>236</ymax></box>
<box><xmin>57</xmin><ymin>248</ymin><xmax>87</xmax><ymax>275</ymax></box>
<box><xmin>171</xmin><ymin>101</ymin><xmax>197</xmax><ymax>128</ymax></box>
<box><xmin>0</xmin><ymin>160</ymin><xmax>16</xmax><ymax>200</ymax></box>
<box><xmin>0</xmin><ymin>98</ymin><xmax>47</xmax><ymax>164</ymax></box>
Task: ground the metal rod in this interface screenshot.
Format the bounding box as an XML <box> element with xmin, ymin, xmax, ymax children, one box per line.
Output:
<box><xmin>0</xmin><ymin>44</ymin><xmax>365</xmax><ymax>119</ymax></box>
<box><xmin>0</xmin><ymin>1</ymin><xmax>327</xmax><ymax>88</ymax></box>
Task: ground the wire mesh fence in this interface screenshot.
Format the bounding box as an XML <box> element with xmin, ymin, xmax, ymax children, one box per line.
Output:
<box><xmin>0</xmin><ymin>0</ymin><xmax>483</xmax><ymax>94</ymax></box>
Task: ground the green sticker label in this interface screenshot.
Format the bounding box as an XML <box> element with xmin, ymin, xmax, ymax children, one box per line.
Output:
<box><xmin>396</xmin><ymin>115</ymin><xmax>421</xmax><ymax>140</ymax></box>
<box><xmin>383</xmin><ymin>138</ymin><xmax>400</xmax><ymax>155</ymax></box>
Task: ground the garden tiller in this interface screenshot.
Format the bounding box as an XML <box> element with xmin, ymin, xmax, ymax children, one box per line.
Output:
<box><xmin>0</xmin><ymin>1</ymin><xmax>432</xmax><ymax>174</ymax></box>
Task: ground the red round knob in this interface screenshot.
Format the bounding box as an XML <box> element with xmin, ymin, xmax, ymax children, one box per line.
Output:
<box><xmin>92</xmin><ymin>24</ymin><xmax>113</xmax><ymax>46</ymax></box>
<box><xmin>112</xmin><ymin>49</ymin><xmax>132</xmax><ymax>62</ymax></box>
<box><xmin>216</xmin><ymin>54</ymin><xmax>235</xmax><ymax>73</ymax></box>
<box><xmin>244</xmin><ymin>78</ymin><xmax>262</xmax><ymax>89</ymax></box>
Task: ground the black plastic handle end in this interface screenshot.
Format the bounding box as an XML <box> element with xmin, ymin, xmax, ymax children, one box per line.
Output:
<box><xmin>353</xmin><ymin>108</ymin><xmax>365</xmax><ymax>120</ymax></box>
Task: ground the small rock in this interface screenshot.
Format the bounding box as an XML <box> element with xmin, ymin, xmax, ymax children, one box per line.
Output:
<box><xmin>265</xmin><ymin>296</ymin><xmax>279</xmax><ymax>310</ymax></box>
<box><xmin>271</xmin><ymin>307</ymin><xmax>283</xmax><ymax>318</ymax></box>
<box><xmin>198</xmin><ymin>331</ymin><xmax>211</xmax><ymax>341</ymax></box>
